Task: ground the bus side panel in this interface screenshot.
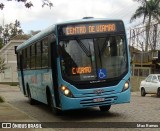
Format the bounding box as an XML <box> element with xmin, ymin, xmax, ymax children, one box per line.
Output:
<box><xmin>17</xmin><ymin>71</ymin><xmax>24</xmax><ymax>94</ymax></box>
<box><xmin>38</xmin><ymin>69</ymin><xmax>52</xmax><ymax>104</ymax></box>
<box><xmin>23</xmin><ymin>69</ymin><xmax>53</xmax><ymax>105</ymax></box>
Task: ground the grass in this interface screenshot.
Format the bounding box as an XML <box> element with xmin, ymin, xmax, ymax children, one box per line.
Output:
<box><xmin>0</xmin><ymin>82</ymin><xmax>19</xmax><ymax>86</ymax></box>
<box><xmin>0</xmin><ymin>96</ymin><xmax>4</xmax><ymax>103</ymax></box>
<box><xmin>9</xmin><ymin>83</ymin><xmax>19</xmax><ymax>86</ymax></box>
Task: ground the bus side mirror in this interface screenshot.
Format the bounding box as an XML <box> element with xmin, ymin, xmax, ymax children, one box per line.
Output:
<box><xmin>15</xmin><ymin>46</ymin><xmax>17</xmax><ymax>54</ymax></box>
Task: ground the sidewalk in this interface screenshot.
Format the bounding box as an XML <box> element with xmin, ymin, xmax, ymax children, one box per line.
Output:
<box><xmin>0</xmin><ymin>102</ymin><xmax>37</xmax><ymax>122</ymax></box>
<box><xmin>0</xmin><ymin>102</ymin><xmax>56</xmax><ymax>130</ymax></box>
<box><xmin>0</xmin><ymin>84</ymin><xmax>36</xmax><ymax>122</ymax></box>
<box><xmin>0</xmin><ymin>84</ymin><xmax>56</xmax><ymax>130</ymax></box>
<box><xmin>0</xmin><ymin>102</ymin><xmax>42</xmax><ymax>130</ymax></box>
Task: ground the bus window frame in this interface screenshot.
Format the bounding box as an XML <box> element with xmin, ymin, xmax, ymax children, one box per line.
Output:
<box><xmin>35</xmin><ymin>41</ymin><xmax>42</xmax><ymax>69</ymax></box>
<box><xmin>30</xmin><ymin>44</ymin><xmax>36</xmax><ymax>69</ymax></box>
<box><xmin>26</xmin><ymin>46</ymin><xmax>31</xmax><ymax>69</ymax></box>
<box><xmin>41</xmin><ymin>37</ymin><xmax>49</xmax><ymax>68</ymax></box>
<box><xmin>22</xmin><ymin>49</ymin><xmax>26</xmax><ymax>70</ymax></box>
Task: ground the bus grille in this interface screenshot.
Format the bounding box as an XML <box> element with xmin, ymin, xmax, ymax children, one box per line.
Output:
<box><xmin>81</xmin><ymin>90</ymin><xmax>115</xmax><ymax>97</ymax></box>
<box><xmin>80</xmin><ymin>96</ymin><xmax>117</xmax><ymax>107</ymax></box>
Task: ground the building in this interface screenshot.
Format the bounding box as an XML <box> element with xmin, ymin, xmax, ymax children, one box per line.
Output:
<box><xmin>0</xmin><ymin>35</ymin><xmax>29</xmax><ymax>83</ymax></box>
<box><xmin>130</xmin><ymin>46</ymin><xmax>160</xmax><ymax>77</ymax></box>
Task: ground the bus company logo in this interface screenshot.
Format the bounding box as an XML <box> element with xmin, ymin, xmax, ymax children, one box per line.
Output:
<box><xmin>94</xmin><ymin>89</ymin><xmax>104</xmax><ymax>94</ymax></box>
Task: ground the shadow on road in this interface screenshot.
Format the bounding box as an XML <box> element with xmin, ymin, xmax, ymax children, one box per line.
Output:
<box><xmin>24</xmin><ymin>100</ymin><xmax>122</xmax><ymax>121</ymax></box>
<box><xmin>59</xmin><ymin>108</ymin><xmax>122</xmax><ymax>121</ymax></box>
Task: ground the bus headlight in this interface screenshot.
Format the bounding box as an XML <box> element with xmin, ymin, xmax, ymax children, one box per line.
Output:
<box><xmin>61</xmin><ymin>85</ymin><xmax>73</xmax><ymax>97</ymax></box>
<box><xmin>122</xmin><ymin>81</ymin><xmax>129</xmax><ymax>92</ymax></box>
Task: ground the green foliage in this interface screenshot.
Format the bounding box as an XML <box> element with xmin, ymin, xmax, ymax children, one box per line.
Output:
<box><xmin>0</xmin><ymin>96</ymin><xmax>4</xmax><ymax>103</ymax></box>
<box><xmin>0</xmin><ymin>20</ymin><xmax>23</xmax><ymax>45</ymax></box>
<box><xmin>130</xmin><ymin>0</ymin><xmax>160</xmax><ymax>23</ymax></box>
<box><xmin>0</xmin><ymin>38</ymin><xmax>3</xmax><ymax>49</ymax></box>
<box><xmin>4</xmin><ymin>20</ymin><xmax>23</xmax><ymax>39</ymax></box>
<box><xmin>130</xmin><ymin>0</ymin><xmax>160</xmax><ymax>51</ymax></box>
<box><xmin>0</xmin><ymin>57</ymin><xmax>7</xmax><ymax>73</ymax></box>
<box><xmin>10</xmin><ymin>83</ymin><xmax>19</xmax><ymax>86</ymax></box>
<box><xmin>0</xmin><ymin>0</ymin><xmax>53</xmax><ymax>10</ymax></box>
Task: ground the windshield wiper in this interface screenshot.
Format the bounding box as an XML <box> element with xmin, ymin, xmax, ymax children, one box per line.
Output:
<box><xmin>100</xmin><ymin>37</ymin><xmax>109</xmax><ymax>55</ymax></box>
<box><xmin>76</xmin><ymin>38</ymin><xmax>91</xmax><ymax>57</ymax></box>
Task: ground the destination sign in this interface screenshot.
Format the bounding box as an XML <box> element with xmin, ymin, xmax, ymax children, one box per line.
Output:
<box><xmin>72</xmin><ymin>66</ymin><xmax>92</xmax><ymax>75</ymax></box>
<box><xmin>62</xmin><ymin>23</ymin><xmax>117</xmax><ymax>36</ymax></box>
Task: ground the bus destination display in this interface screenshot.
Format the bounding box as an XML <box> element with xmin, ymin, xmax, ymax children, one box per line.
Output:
<box><xmin>62</xmin><ymin>23</ymin><xmax>117</xmax><ymax>36</ymax></box>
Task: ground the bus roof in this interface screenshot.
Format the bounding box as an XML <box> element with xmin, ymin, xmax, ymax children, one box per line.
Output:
<box><xmin>57</xmin><ymin>18</ymin><xmax>123</xmax><ymax>25</ymax></box>
<box><xmin>16</xmin><ymin>18</ymin><xmax>123</xmax><ymax>52</ymax></box>
<box><xmin>16</xmin><ymin>25</ymin><xmax>56</xmax><ymax>52</ymax></box>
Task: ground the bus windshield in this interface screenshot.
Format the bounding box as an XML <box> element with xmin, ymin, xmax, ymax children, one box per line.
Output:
<box><xmin>59</xmin><ymin>35</ymin><xmax>127</xmax><ymax>82</ymax></box>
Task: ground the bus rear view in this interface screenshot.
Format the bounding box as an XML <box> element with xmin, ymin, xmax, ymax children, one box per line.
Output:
<box><xmin>57</xmin><ymin>19</ymin><xmax>131</xmax><ymax>112</ymax></box>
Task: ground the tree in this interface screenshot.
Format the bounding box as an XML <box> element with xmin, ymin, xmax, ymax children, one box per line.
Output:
<box><xmin>0</xmin><ymin>0</ymin><xmax>53</xmax><ymax>10</ymax></box>
<box><xmin>0</xmin><ymin>56</ymin><xmax>7</xmax><ymax>73</ymax></box>
<box><xmin>130</xmin><ymin>0</ymin><xmax>160</xmax><ymax>51</ymax></box>
<box><xmin>0</xmin><ymin>38</ymin><xmax>3</xmax><ymax>49</ymax></box>
<box><xmin>0</xmin><ymin>20</ymin><xmax>23</xmax><ymax>45</ymax></box>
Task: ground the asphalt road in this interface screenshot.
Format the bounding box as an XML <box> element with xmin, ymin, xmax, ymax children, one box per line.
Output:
<box><xmin>0</xmin><ymin>84</ymin><xmax>160</xmax><ymax>131</ymax></box>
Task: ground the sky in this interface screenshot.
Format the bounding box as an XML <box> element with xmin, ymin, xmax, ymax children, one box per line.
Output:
<box><xmin>0</xmin><ymin>0</ymin><xmax>141</xmax><ymax>35</ymax></box>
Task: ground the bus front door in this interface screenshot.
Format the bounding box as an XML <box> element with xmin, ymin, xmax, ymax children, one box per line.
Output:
<box><xmin>19</xmin><ymin>54</ymin><xmax>26</xmax><ymax>95</ymax></box>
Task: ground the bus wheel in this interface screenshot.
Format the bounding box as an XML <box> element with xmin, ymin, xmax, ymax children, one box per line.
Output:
<box><xmin>27</xmin><ymin>87</ymin><xmax>36</xmax><ymax>105</ymax></box>
<box><xmin>49</xmin><ymin>93</ymin><xmax>62</xmax><ymax>115</ymax></box>
<box><xmin>99</xmin><ymin>105</ymin><xmax>111</xmax><ymax>112</ymax></box>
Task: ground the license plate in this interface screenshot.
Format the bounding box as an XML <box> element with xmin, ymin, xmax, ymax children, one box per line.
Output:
<box><xmin>93</xmin><ymin>98</ymin><xmax>105</xmax><ymax>102</ymax></box>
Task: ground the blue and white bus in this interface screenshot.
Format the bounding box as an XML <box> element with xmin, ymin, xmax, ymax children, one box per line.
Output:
<box><xmin>16</xmin><ymin>18</ymin><xmax>131</xmax><ymax>114</ymax></box>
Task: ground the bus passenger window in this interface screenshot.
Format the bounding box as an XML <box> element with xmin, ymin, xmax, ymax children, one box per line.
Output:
<box><xmin>36</xmin><ymin>42</ymin><xmax>42</xmax><ymax>68</ymax></box>
<box><xmin>42</xmin><ymin>38</ymin><xmax>49</xmax><ymax>68</ymax></box>
<box><xmin>22</xmin><ymin>50</ymin><xmax>27</xmax><ymax>69</ymax></box>
<box><xmin>26</xmin><ymin>47</ymin><xmax>31</xmax><ymax>69</ymax></box>
<box><xmin>30</xmin><ymin>45</ymin><xmax>36</xmax><ymax>69</ymax></box>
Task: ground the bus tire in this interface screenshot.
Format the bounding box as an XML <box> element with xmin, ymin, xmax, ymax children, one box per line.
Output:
<box><xmin>99</xmin><ymin>105</ymin><xmax>111</xmax><ymax>112</ymax></box>
<box><xmin>27</xmin><ymin>86</ymin><xmax>36</xmax><ymax>105</ymax></box>
<box><xmin>48</xmin><ymin>91</ymin><xmax>62</xmax><ymax>115</ymax></box>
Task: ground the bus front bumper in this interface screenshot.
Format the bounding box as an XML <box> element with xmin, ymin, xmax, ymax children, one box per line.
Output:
<box><xmin>60</xmin><ymin>88</ymin><xmax>130</xmax><ymax>111</ymax></box>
